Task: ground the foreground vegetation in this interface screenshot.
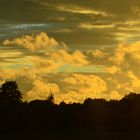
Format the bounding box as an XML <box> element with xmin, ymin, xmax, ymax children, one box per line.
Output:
<box><xmin>0</xmin><ymin>81</ymin><xmax>140</xmax><ymax>139</ymax></box>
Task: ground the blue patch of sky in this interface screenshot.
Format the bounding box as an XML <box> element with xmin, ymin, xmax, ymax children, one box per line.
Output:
<box><xmin>0</xmin><ymin>63</ymin><xmax>34</xmax><ymax>69</ymax></box>
<box><xmin>56</xmin><ymin>64</ymin><xmax>105</xmax><ymax>73</ymax></box>
<box><xmin>70</xmin><ymin>44</ymin><xmax>115</xmax><ymax>51</ymax></box>
<box><xmin>0</xmin><ymin>23</ymin><xmax>65</xmax><ymax>39</ymax></box>
<box><xmin>7</xmin><ymin>23</ymin><xmax>49</xmax><ymax>29</ymax></box>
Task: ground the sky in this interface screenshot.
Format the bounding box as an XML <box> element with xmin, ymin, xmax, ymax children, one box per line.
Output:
<box><xmin>1</xmin><ymin>0</ymin><xmax>140</xmax><ymax>103</ymax></box>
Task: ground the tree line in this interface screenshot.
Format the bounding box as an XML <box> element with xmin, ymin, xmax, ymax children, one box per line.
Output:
<box><xmin>0</xmin><ymin>81</ymin><xmax>140</xmax><ymax>139</ymax></box>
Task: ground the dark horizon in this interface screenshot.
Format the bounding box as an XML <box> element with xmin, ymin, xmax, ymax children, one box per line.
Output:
<box><xmin>0</xmin><ymin>81</ymin><xmax>140</xmax><ymax>139</ymax></box>
<box><xmin>1</xmin><ymin>0</ymin><xmax>140</xmax><ymax>104</ymax></box>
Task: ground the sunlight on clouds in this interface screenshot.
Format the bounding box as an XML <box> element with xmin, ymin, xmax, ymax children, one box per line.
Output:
<box><xmin>2</xmin><ymin>32</ymin><xmax>140</xmax><ymax>103</ymax></box>
<box><xmin>126</xmin><ymin>71</ymin><xmax>140</xmax><ymax>88</ymax></box>
<box><xmin>57</xmin><ymin>64</ymin><xmax>105</xmax><ymax>73</ymax></box>
<box><xmin>56</xmin><ymin>4</ymin><xmax>110</xmax><ymax>16</ymax></box>
<box><xmin>0</xmin><ymin>69</ymin><xmax>17</xmax><ymax>79</ymax></box>
<box><xmin>51</xmin><ymin>50</ymin><xmax>88</xmax><ymax>66</ymax></box>
<box><xmin>36</xmin><ymin>1</ymin><xmax>111</xmax><ymax>17</ymax></box>
<box><xmin>112</xmin><ymin>41</ymin><xmax>140</xmax><ymax>64</ymax></box>
<box><xmin>108</xmin><ymin>90</ymin><xmax>122</xmax><ymax>100</ymax></box>
<box><xmin>2</xmin><ymin>32</ymin><xmax>99</xmax><ymax>73</ymax></box>
<box><xmin>106</xmin><ymin>66</ymin><xmax>120</xmax><ymax>74</ymax></box>
<box><xmin>28</xmin><ymin>56</ymin><xmax>62</xmax><ymax>74</ymax></box>
<box><xmin>87</xmin><ymin>49</ymin><xmax>106</xmax><ymax>58</ymax></box>
<box><xmin>79</xmin><ymin>23</ymin><xmax>115</xmax><ymax>30</ymax></box>
<box><xmin>57</xmin><ymin>74</ymin><xmax>107</xmax><ymax>103</ymax></box>
<box><xmin>63</xmin><ymin>74</ymin><xmax>107</xmax><ymax>94</ymax></box>
<box><xmin>113</xmin><ymin>32</ymin><xmax>134</xmax><ymax>42</ymax></box>
<box><xmin>24</xmin><ymin>79</ymin><xmax>60</xmax><ymax>101</ymax></box>
<box><xmin>3</xmin><ymin>32</ymin><xmax>59</xmax><ymax>51</ymax></box>
<box><xmin>0</xmin><ymin>51</ymin><xmax>23</xmax><ymax>58</ymax></box>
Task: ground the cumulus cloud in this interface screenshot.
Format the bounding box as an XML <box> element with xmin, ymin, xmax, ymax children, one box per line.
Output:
<box><xmin>2</xmin><ymin>32</ymin><xmax>140</xmax><ymax>103</ymax></box>
<box><xmin>108</xmin><ymin>90</ymin><xmax>122</xmax><ymax>100</ymax></box>
<box><xmin>2</xmin><ymin>32</ymin><xmax>90</xmax><ymax>75</ymax></box>
<box><xmin>3</xmin><ymin>32</ymin><xmax>59</xmax><ymax>51</ymax></box>
<box><xmin>0</xmin><ymin>69</ymin><xmax>17</xmax><ymax>80</ymax></box>
<box><xmin>24</xmin><ymin>79</ymin><xmax>60</xmax><ymax>101</ymax></box>
<box><xmin>87</xmin><ymin>49</ymin><xmax>106</xmax><ymax>59</ymax></box>
<box><xmin>60</xmin><ymin>73</ymin><xmax>107</xmax><ymax>103</ymax></box>
<box><xmin>23</xmin><ymin>73</ymin><xmax>108</xmax><ymax>104</ymax></box>
<box><xmin>2</xmin><ymin>0</ymin><xmax>140</xmax><ymax>104</ymax></box>
<box><xmin>111</xmin><ymin>41</ymin><xmax>140</xmax><ymax>65</ymax></box>
<box><xmin>51</xmin><ymin>49</ymin><xmax>88</xmax><ymax>66</ymax></box>
<box><xmin>126</xmin><ymin>71</ymin><xmax>140</xmax><ymax>89</ymax></box>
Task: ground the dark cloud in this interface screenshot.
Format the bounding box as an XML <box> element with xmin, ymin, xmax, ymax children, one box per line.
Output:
<box><xmin>0</xmin><ymin>0</ymin><xmax>138</xmax><ymax>23</ymax></box>
<box><xmin>1</xmin><ymin>0</ymin><xmax>140</xmax><ymax>47</ymax></box>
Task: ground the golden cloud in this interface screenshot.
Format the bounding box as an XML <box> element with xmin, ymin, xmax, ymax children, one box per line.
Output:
<box><xmin>24</xmin><ymin>79</ymin><xmax>60</xmax><ymax>101</ymax></box>
<box><xmin>1</xmin><ymin>32</ymin><xmax>140</xmax><ymax>103</ymax></box>
<box><xmin>108</xmin><ymin>90</ymin><xmax>122</xmax><ymax>100</ymax></box>
<box><xmin>126</xmin><ymin>71</ymin><xmax>140</xmax><ymax>89</ymax></box>
<box><xmin>51</xmin><ymin>49</ymin><xmax>88</xmax><ymax>66</ymax></box>
<box><xmin>37</xmin><ymin>2</ymin><xmax>111</xmax><ymax>17</ymax></box>
<box><xmin>79</xmin><ymin>23</ymin><xmax>115</xmax><ymax>30</ymax></box>
<box><xmin>87</xmin><ymin>49</ymin><xmax>106</xmax><ymax>59</ymax></box>
<box><xmin>61</xmin><ymin>74</ymin><xmax>107</xmax><ymax>103</ymax></box>
<box><xmin>3</xmin><ymin>32</ymin><xmax>59</xmax><ymax>51</ymax></box>
<box><xmin>106</xmin><ymin>66</ymin><xmax>120</xmax><ymax>74</ymax></box>
<box><xmin>112</xmin><ymin>41</ymin><xmax>140</xmax><ymax>65</ymax></box>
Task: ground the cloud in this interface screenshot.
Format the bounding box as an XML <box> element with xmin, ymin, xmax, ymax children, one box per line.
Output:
<box><xmin>0</xmin><ymin>69</ymin><xmax>17</xmax><ymax>80</ymax></box>
<box><xmin>51</xmin><ymin>49</ymin><xmax>89</xmax><ymax>66</ymax></box>
<box><xmin>8</xmin><ymin>24</ymin><xmax>47</xmax><ymax>30</ymax></box>
<box><xmin>55</xmin><ymin>4</ymin><xmax>111</xmax><ymax>16</ymax></box>
<box><xmin>111</xmin><ymin>41</ymin><xmax>140</xmax><ymax>65</ymax></box>
<box><xmin>36</xmin><ymin>1</ymin><xmax>111</xmax><ymax>17</ymax></box>
<box><xmin>0</xmin><ymin>51</ymin><xmax>23</xmax><ymax>59</ymax></box>
<box><xmin>108</xmin><ymin>90</ymin><xmax>122</xmax><ymax>100</ymax></box>
<box><xmin>27</xmin><ymin>56</ymin><xmax>62</xmax><ymax>74</ymax></box>
<box><xmin>59</xmin><ymin>73</ymin><xmax>107</xmax><ymax>103</ymax></box>
<box><xmin>55</xmin><ymin>29</ymin><xmax>72</xmax><ymax>33</ymax></box>
<box><xmin>2</xmin><ymin>32</ymin><xmax>88</xmax><ymax>71</ymax></box>
<box><xmin>106</xmin><ymin>66</ymin><xmax>120</xmax><ymax>74</ymax></box>
<box><xmin>0</xmin><ymin>67</ymin><xmax>107</xmax><ymax>104</ymax></box>
<box><xmin>2</xmin><ymin>32</ymin><xmax>140</xmax><ymax>103</ymax></box>
<box><xmin>79</xmin><ymin>23</ymin><xmax>115</xmax><ymax>30</ymax></box>
<box><xmin>3</xmin><ymin>32</ymin><xmax>59</xmax><ymax>51</ymax></box>
<box><xmin>87</xmin><ymin>49</ymin><xmax>106</xmax><ymax>59</ymax></box>
<box><xmin>2</xmin><ymin>0</ymin><xmax>140</xmax><ymax>48</ymax></box>
<box><xmin>24</xmin><ymin>79</ymin><xmax>60</xmax><ymax>101</ymax></box>
<box><xmin>2</xmin><ymin>0</ymin><xmax>140</xmax><ymax>104</ymax></box>
<box><xmin>126</xmin><ymin>71</ymin><xmax>140</xmax><ymax>89</ymax></box>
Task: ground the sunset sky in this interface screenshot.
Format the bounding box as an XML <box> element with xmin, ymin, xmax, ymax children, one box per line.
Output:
<box><xmin>1</xmin><ymin>0</ymin><xmax>140</xmax><ymax>103</ymax></box>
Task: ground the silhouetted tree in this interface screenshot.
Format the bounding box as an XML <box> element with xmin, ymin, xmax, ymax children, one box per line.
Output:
<box><xmin>122</xmin><ymin>92</ymin><xmax>137</xmax><ymax>100</ymax></box>
<box><xmin>46</xmin><ymin>94</ymin><xmax>54</xmax><ymax>103</ymax></box>
<box><xmin>0</xmin><ymin>81</ymin><xmax>22</xmax><ymax>103</ymax></box>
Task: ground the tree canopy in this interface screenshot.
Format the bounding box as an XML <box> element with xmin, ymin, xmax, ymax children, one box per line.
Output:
<box><xmin>0</xmin><ymin>81</ymin><xmax>22</xmax><ymax>103</ymax></box>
